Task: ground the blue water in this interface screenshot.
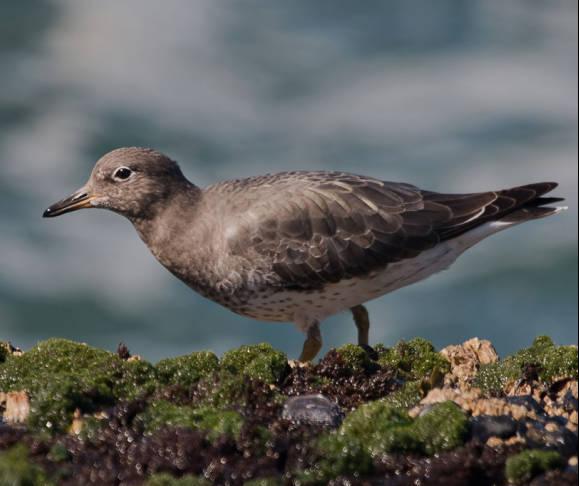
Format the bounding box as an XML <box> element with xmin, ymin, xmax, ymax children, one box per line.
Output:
<box><xmin>0</xmin><ymin>0</ymin><xmax>577</xmax><ymax>361</ymax></box>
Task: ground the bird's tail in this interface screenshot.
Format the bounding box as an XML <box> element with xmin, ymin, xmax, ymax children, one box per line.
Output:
<box><xmin>493</xmin><ymin>182</ymin><xmax>567</xmax><ymax>225</ymax></box>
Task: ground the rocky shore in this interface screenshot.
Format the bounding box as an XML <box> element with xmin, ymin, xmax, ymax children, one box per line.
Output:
<box><xmin>0</xmin><ymin>335</ymin><xmax>577</xmax><ymax>485</ymax></box>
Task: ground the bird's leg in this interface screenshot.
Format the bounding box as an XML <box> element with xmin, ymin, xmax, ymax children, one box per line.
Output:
<box><xmin>351</xmin><ymin>304</ymin><xmax>370</xmax><ymax>346</ymax></box>
<box><xmin>298</xmin><ymin>322</ymin><xmax>322</xmax><ymax>362</ymax></box>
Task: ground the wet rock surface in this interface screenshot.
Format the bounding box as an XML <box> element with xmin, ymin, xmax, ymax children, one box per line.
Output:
<box><xmin>470</xmin><ymin>415</ymin><xmax>518</xmax><ymax>442</ymax></box>
<box><xmin>0</xmin><ymin>336</ymin><xmax>576</xmax><ymax>485</ymax></box>
<box><xmin>282</xmin><ymin>394</ymin><xmax>344</xmax><ymax>428</ymax></box>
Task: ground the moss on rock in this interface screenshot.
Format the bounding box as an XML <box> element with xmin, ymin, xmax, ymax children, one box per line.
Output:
<box><xmin>156</xmin><ymin>351</ymin><xmax>219</xmax><ymax>388</ymax></box>
<box><xmin>505</xmin><ymin>449</ymin><xmax>564</xmax><ymax>483</ymax></box>
<box><xmin>475</xmin><ymin>336</ymin><xmax>578</xmax><ymax>395</ymax></box>
<box><xmin>413</xmin><ymin>401</ymin><xmax>469</xmax><ymax>455</ymax></box>
<box><xmin>300</xmin><ymin>435</ymin><xmax>374</xmax><ymax>484</ymax></box>
<box><xmin>377</xmin><ymin>338</ymin><xmax>450</xmax><ymax>381</ymax></box>
<box><xmin>305</xmin><ymin>400</ymin><xmax>468</xmax><ymax>483</ymax></box>
<box><xmin>338</xmin><ymin>400</ymin><xmax>418</xmax><ymax>454</ymax></box>
<box><xmin>333</xmin><ymin>344</ymin><xmax>374</xmax><ymax>372</ymax></box>
<box><xmin>141</xmin><ymin>400</ymin><xmax>244</xmax><ymax>440</ymax></box>
<box><xmin>383</xmin><ymin>380</ymin><xmax>424</xmax><ymax>410</ymax></box>
<box><xmin>0</xmin><ymin>339</ymin><xmax>156</xmax><ymax>433</ymax></box>
<box><xmin>0</xmin><ymin>444</ymin><xmax>52</xmax><ymax>486</ymax></box>
<box><xmin>343</xmin><ymin>399</ymin><xmax>467</xmax><ymax>456</ymax></box>
<box><xmin>220</xmin><ymin>343</ymin><xmax>288</xmax><ymax>384</ymax></box>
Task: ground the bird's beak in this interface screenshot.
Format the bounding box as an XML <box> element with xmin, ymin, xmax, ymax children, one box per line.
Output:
<box><xmin>43</xmin><ymin>187</ymin><xmax>97</xmax><ymax>218</ymax></box>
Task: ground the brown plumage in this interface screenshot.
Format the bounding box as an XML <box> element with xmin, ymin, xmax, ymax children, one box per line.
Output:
<box><xmin>213</xmin><ymin>173</ymin><xmax>561</xmax><ymax>291</ymax></box>
<box><xmin>43</xmin><ymin>148</ymin><xmax>566</xmax><ymax>361</ymax></box>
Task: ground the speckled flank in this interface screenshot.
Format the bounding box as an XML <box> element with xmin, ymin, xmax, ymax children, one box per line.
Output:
<box><xmin>236</xmin><ymin>232</ymin><xmax>448</xmax><ymax>324</ymax></box>
<box><xmin>231</xmin><ymin>217</ymin><xmax>543</xmax><ymax>328</ymax></box>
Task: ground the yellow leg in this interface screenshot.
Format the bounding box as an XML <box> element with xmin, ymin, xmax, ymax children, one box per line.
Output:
<box><xmin>351</xmin><ymin>305</ymin><xmax>370</xmax><ymax>346</ymax></box>
<box><xmin>299</xmin><ymin>323</ymin><xmax>322</xmax><ymax>362</ymax></box>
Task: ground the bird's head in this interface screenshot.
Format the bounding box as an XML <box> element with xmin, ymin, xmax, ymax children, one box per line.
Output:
<box><xmin>43</xmin><ymin>147</ymin><xmax>190</xmax><ymax>220</ymax></box>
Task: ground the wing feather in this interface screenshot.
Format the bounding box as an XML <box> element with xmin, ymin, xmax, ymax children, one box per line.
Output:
<box><xmin>221</xmin><ymin>173</ymin><xmax>560</xmax><ymax>289</ymax></box>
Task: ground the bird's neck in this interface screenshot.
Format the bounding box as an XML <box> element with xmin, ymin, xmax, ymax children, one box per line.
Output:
<box><xmin>131</xmin><ymin>182</ymin><xmax>202</xmax><ymax>249</ymax></box>
<box><xmin>129</xmin><ymin>183</ymin><xmax>224</xmax><ymax>292</ymax></box>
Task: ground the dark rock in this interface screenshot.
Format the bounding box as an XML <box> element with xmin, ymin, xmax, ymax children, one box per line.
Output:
<box><xmin>563</xmin><ymin>391</ymin><xmax>578</xmax><ymax>413</ymax></box>
<box><xmin>505</xmin><ymin>395</ymin><xmax>545</xmax><ymax>416</ymax></box>
<box><xmin>524</xmin><ymin>420</ymin><xmax>578</xmax><ymax>457</ymax></box>
<box><xmin>546</xmin><ymin>416</ymin><xmax>569</xmax><ymax>427</ymax></box>
<box><xmin>530</xmin><ymin>470</ymin><xmax>578</xmax><ymax>486</ymax></box>
<box><xmin>116</xmin><ymin>343</ymin><xmax>131</xmax><ymax>361</ymax></box>
<box><xmin>521</xmin><ymin>363</ymin><xmax>542</xmax><ymax>382</ymax></box>
<box><xmin>470</xmin><ymin>415</ymin><xmax>517</xmax><ymax>442</ymax></box>
<box><xmin>282</xmin><ymin>394</ymin><xmax>344</xmax><ymax>428</ymax></box>
<box><xmin>358</xmin><ymin>344</ymin><xmax>379</xmax><ymax>361</ymax></box>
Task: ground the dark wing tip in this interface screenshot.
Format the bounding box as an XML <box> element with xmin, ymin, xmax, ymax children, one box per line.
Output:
<box><xmin>527</xmin><ymin>196</ymin><xmax>566</xmax><ymax>207</ymax></box>
<box><xmin>511</xmin><ymin>181</ymin><xmax>559</xmax><ymax>196</ymax></box>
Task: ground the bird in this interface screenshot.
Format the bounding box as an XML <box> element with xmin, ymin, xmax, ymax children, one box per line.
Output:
<box><xmin>43</xmin><ymin>147</ymin><xmax>566</xmax><ymax>361</ymax></box>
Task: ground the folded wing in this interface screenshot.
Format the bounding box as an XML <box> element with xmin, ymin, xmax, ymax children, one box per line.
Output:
<box><xmin>227</xmin><ymin>173</ymin><xmax>559</xmax><ymax>290</ymax></box>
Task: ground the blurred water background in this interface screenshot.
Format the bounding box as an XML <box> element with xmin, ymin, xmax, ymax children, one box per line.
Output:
<box><xmin>0</xmin><ymin>0</ymin><xmax>577</xmax><ymax>362</ymax></box>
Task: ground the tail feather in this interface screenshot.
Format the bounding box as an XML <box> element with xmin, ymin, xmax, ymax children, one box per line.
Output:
<box><xmin>497</xmin><ymin>203</ymin><xmax>567</xmax><ymax>225</ymax></box>
<box><xmin>496</xmin><ymin>182</ymin><xmax>566</xmax><ymax>223</ymax></box>
<box><xmin>428</xmin><ymin>181</ymin><xmax>565</xmax><ymax>241</ymax></box>
<box><xmin>524</xmin><ymin>196</ymin><xmax>566</xmax><ymax>207</ymax></box>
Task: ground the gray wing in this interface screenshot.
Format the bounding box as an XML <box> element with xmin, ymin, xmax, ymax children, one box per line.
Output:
<box><xmin>224</xmin><ymin>172</ymin><xmax>558</xmax><ymax>290</ymax></box>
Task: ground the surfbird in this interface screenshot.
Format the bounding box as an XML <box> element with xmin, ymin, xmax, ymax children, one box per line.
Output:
<box><xmin>43</xmin><ymin>147</ymin><xmax>566</xmax><ymax>361</ymax></box>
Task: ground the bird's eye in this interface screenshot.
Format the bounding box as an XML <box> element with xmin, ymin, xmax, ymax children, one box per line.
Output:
<box><xmin>113</xmin><ymin>167</ymin><xmax>133</xmax><ymax>181</ymax></box>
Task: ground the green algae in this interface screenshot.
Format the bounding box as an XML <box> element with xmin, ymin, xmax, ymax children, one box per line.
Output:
<box><xmin>505</xmin><ymin>449</ymin><xmax>564</xmax><ymax>483</ymax></box>
<box><xmin>220</xmin><ymin>343</ymin><xmax>288</xmax><ymax>384</ymax></box>
<box><xmin>383</xmin><ymin>380</ymin><xmax>424</xmax><ymax>410</ymax></box>
<box><xmin>336</xmin><ymin>400</ymin><xmax>417</xmax><ymax>455</ymax></box>
<box><xmin>146</xmin><ymin>473</ymin><xmax>211</xmax><ymax>486</ymax></box>
<box><xmin>0</xmin><ymin>339</ymin><xmax>157</xmax><ymax>433</ymax></box>
<box><xmin>0</xmin><ymin>444</ymin><xmax>52</xmax><ymax>486</ymax></box>
<box><xmin>156</xmin><ymin>351</ymin><xmax>219</xmax><ymax>388</ymax></box>
<box><xmin>302</xmin><ymin>400</ymin><xmax>468</xmax><ymax>483</ymax></box>
<box><xmin>377</xmin><ymin>338</ymin><xmax>450</xmax><ymax>381</ymax></box>
<box><xmin>300</xmin><ymin>436</ymin><xmax>374</xmax><ymax>484</ymax></box>
<box><xmin>141</xmin><ymin>400</ymin><xmax>244</xmax><ymax>440</ymax></box>
<box><xmin>413</xmin><ymin>402</ymin><xmax>469</xmax><ymax>455</ymax></box>
<box><xmin>341</xmin><ymin>399</ymin><xmax>467</xmax><ymax>455</ymax></box>
<box><xmin>333</xmin><ymin>344</ymin><xmax>374</xmax><ymax>372</ymax></box>
<box><xmin>475</xmin><ymin>336</ymin><xmax>578</xmax><ymax>395</ymax></box>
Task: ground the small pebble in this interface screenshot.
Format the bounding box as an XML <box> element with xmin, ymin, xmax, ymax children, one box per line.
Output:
<box><xmin>282</xmin><ymin>394</ymin><xmax>344</xmax><ymax>428</ymax></box>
